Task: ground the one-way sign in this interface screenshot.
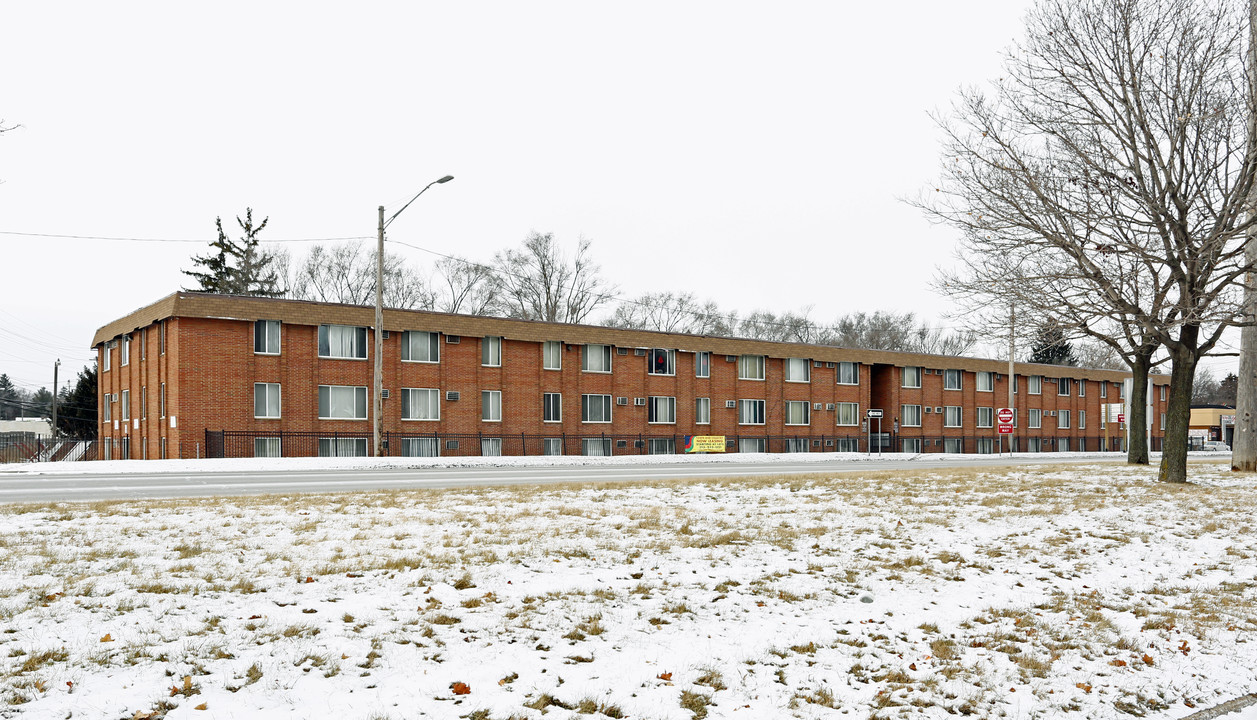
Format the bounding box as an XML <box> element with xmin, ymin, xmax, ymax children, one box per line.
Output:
<box><xmin>866</xmin><ymin>409</ymin><xmax>883</xmax><ymax>419</ymax></box>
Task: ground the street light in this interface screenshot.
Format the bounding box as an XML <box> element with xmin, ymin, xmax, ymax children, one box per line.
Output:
<box><xmin>374</xmin><ymin>174</ymin><xmax>454</xmax><ymax>457</ymax></box>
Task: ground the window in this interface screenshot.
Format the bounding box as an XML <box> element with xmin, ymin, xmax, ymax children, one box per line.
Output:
<box><xmin>976</xmin><ymin>438</ymin><xmax>994</xmax><ymax>454</ymax></box>
<box><xmin>121</xmin><ymin>390</ymin><xmax>130</xmax><ymax>421</ymax></box>
<box><xmin>1160</xmin><ymin>412</ymin><xmax>1166</xmax><ymax>430</ymax></box>
<box><xmin>836</xmin><ymin>402</ymin><xmax>859</xmax><ymax>426</ymax></box>
<box><xmin>482</xmin><ymin>336</ymin><xmax>502</xmax><ymax>367</ymax></box>
<box><xmin>944</xmin><ymin>438</ymin><xmax>963</xmax><ymax>453</ymax></box>
<box><xmin>901</xmin><ymin>404</ymin><xmax>922</xmax><ymax>427</ymax></box>
<box><xmin>784</xmin><ymin>358</ymin><xmax>811</xmax><ymax>383</ymax></box>
<box><xmin>160</xmin><ymin>321</ymin><xmax>166</xmax><ymax>355</ymax></box>
<box><xmin>103</xmin><ymin>395</ymin><xmax>112</xmax><ymax>423</ymax></box>
<box><xmin>835</xmin><ymin>438</ymin><xmax>859</xmax><ymax>452</ymax></box>
<box><xmin>482</xmin><ymin>390</ymin><xmax>502</xmax><ymax>422</ymax></box>
<box><xmin>902</xmin><ymin>438</ymin><xmax>922</xmax><ymax>453</ymax></box>
<box><xmin>318</xmin><ymin>385</ymin><xmax>368</xmax><ymax>420</ymax></box>
<box><xmin>1160</xmin><ymin>386</ymin><xmax>1166</xmax><ymax>401</ymax></box>
<box><xmin>401</xmin><ymin>388</ymin><xmax>440</xmax><ymax>421</ymax></box>
<box><xmin>1028</xmin><ymin>438</ymin><xmax>1042</xmax><ymax>452</ymax></box>
<box><xmin>838</xmin><ymin>361</ymin><xmax>859</xmax><ymax>385</ymax></box>
<box><xmin>1013</xmin><ymin>375</ymin><xmax>1019</xmax><ymax>393</ymax></box>
<box><xmin>739</xmin><ymin>438</ymin><xmax>766</xmax><ymax>454</ymax></box>
<box><xmin>1100</xmin><ymin>382</ymin><xmax>1107</xmax><ymax>398</ymax></box>
<box><xmin>1059</xmin><ymin>438</ymin><xmax>1071</xmax><ymax>452</ymax></box>
<box><xmin>255</xmin><ymin>320</ymin><xmax>281</xmax><ymax>355</ymax></box>
<box><xmin>160</xmin><ymin>383</ymin><xmax>166</xmax><ymax>418</ymax></box>
<box><xmin>1119</xmin><ymin>383</ymin><xmax>1125</xmax><ymax>399</ymax></box>
<box><xmin>785</xmin><ymin>401</ymin><xmax>810</xmax><ymax>425</ymax></box>
<box><xmin>976</xmin><ymin>372</ymin><xmax>993</xmax><ymax>392</ymax></box>
<box><xmin>1078</xmin><ymin>380</ymin><xmax>1086</xmax><ymax>397</ymax></box>
<box><xmin>1079</xmin><ymin>410</ymin><xmax>1086</xmax><ymax>429</ymax></box>
<box><xmin>581</xmin><ymin>394</ymin><xmax>612</xmax><ymax>423</ymax></box>
<box><xmin>543</xmin><ymin>341</ymin><xmax>562</xmax><ymax>370</ymax></box>
<box><xmin>140</xmin><ymin>328</ymin><xmax>147</xmax><ymax>361</ymax></box>
<box><xmin>254</xmin><ymin>383</ymin><xmax>281</xmax><ymax>419</ymax></box>
<box><xmin>784</xmin><ymin>438</ymin><xmax>809</xmax><ymax>453</ymax></box>
<box><xmin>102</xmin><ymin>342</ymin><xmax>111</xmax><ymax>371</ymax></box>
<box><xmin>319</xmin><ymin>324</ymin><xmax>367</xmax><ymax>359</ymax></box>
<box><xmin>943</xmin><ymin>369</ymin><xmax>961</xmax><ymax>390</ymax></box>
<box><xmin>121</xmin><ymin>335</ymin><xmax>130</xmax><ymax>366</ymax></box>
<box><xmin>1058</xmin><ymin>379</ymin><xmax>1070</xmax><ymax>396</ymax></box>
<box><xmin>543</xmin><ymin>438</ymin><xmax>563</xmax><ymax>456</ymax></box>
<box><xmin>160</xmin><ymin>438</ymin><xmax>166</xmax><ymax>459</ymax></box>
<box><xmin>738</xmin><ymin>399</ymin><xmax>766</xmax><ymax>425</ymax></box>
<box><xmin>1029</xmin><ymin>409</ymin><xmax>1042</xmax><ymax>428</ymax></box>
<box><xmin>738</xmin><ymin>355</ymin><xmax>765</xmax><ymax>380</ymax></box>
<box><xmin>976</xmin><ymin>407</ymin><xmax>993</xmax><ymax>428</ymax></box>
<box><xmin>1058</xmin><ymin>410</ymin><xmax>1070</xmax><ymax>428</ymax></box>
<box><xmin>648</xmin><ymin>349</ymin><xmax>676</xmax><ymax>376</ymax></box>
<box><xmin>944</xmin><ymin>406</ymin><xmax>962</xmax><ymax>427</ymax></box>
<box><xmin>141</xmin><ymin>386</ymin><xmax>147</xmax><ymax>420</ymax></box>
<box><xmin>402</xmin><ymin>438</ymin><xmax>439</xmax><ymax>457</ymax></box>
<box><xmin>648</xmin><ymin>439</ymin><xmax>675</xmax><ymax>455</ymax></box>
<box><xmin>541</xmin><ymin>392</ymin><xmax>563</xmax><ymax>423</ymax></box>
<box><xmin>319</xmin><ymin>438</ymin><xmax>367</xmax><ymax>457</ymax></box>
<box><xmin>902</xmin><ymin>367</ymin><xmax>922</xmax><ymax>388</ymax></box>
<box><xmin>695</xmin><ymin>397</ymin><xmax>710</xmax><ymax>425</ymax></box>
<box><xmin>582</xmin><ymin>438</ymin><xmax>612</xmax><ymax>456</ymax></box>
<box><xmin>402</xmin><ymin>331</ymin><xmax>439</xmax><ymax>363</ymax></box>
<box><xmin>648</xmin><ymin>396</ymin><xmax>676</xmax><ymax>424</ymax></box>
<box><xmin>481</xmin><ymin>438</ymin><xmax>502</xmax><ymax>456</ymax></box>
<box><xmin>582</xmin><ymin>344</ymin><xmax>612</xmax><ymax>372</ymax></box>
<box><xmin>695</xmin><ymin>352</ymin><xmax>711</xmax><ymax>378</ymax></box>
<box><xmin>255</xmin><ymin>438</ymin><xmax>282</xmax><ymax>458</ymax></box>
<box><xmin>1028</xmin><ymin>375</ymin><xmax>1042</xmax><ymax>394</ymax></box>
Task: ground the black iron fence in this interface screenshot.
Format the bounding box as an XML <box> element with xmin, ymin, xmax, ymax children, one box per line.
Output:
<box><xmin>0</xmin><ymin>436</ymin><xmax>98</xmax><ymax>464</ymax></box>
<box><xmin>202</xmin><ymin>429</ymin><xmax>1138</xmax><ymax>459</ymax></box>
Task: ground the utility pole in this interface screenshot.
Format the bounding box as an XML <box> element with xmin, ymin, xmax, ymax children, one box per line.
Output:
<box><xmin>374</xmin><ymin>205</ymin><xmax>385</xmax><ymax>458</ymax></box>
<box><xmin>51</xmin><ymin>359</ymin><xmax>60</xmax><ymax>438</ymax></box>
<box><xmin>1234</xmin><ymin>0</ymin><xmax>1257</xmax><ymax>471</ymax></box>
<box><xmin>1008</xmin><ymin>307</ymin><xmax>1015</xmax><ymax>454</ymax></box>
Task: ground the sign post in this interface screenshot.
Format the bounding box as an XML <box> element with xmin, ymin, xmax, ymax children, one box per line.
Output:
<box><xmin>867</xmin><ymin>409</ymin><xmax>883</xmax><ymax>456</ymax></box>
<box><xmin>997</xmin><ymin>407</ymin><xmax>1014</xmax><ymax>456</ymax></box>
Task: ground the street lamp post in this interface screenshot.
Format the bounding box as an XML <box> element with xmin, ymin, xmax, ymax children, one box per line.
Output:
<box><xmin>374</xmin><ymin>174</ymin><xmax>454</xmax><ymax>457</ymax></box>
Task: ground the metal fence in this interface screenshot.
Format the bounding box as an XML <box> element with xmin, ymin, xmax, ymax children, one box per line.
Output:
<box><xmin>201</xmin><ymin>429</ymin><xmax>1137</xmax><ymax>459</ymax></box>
<box><xmin>0</xmin><ymin>436</ymin><xmax>98</xmax><ymax>464</ymax></box>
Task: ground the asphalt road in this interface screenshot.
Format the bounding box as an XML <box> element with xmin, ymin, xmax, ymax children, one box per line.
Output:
<box><xmin>0</xmin><ymin>454</ymin><xmax>1139</xmax><ymax>504</ymax></box>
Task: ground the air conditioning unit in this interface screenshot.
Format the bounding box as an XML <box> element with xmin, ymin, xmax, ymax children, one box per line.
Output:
<box><xmin>812</xmin><ymin>439</ymin><xmax>821</xmax><ymax>447</ymax></box>
<box><xmin>813</xmin><ymin>403</ymin><xmax>822</xmax><ymax>410</ymax></box>
<box><xmin>617</xmin><ymin>397</ymin><xmax>628</xmax><ymax>406</ymax></box>
<box><xmin>566</xmin><ymin>344</ymin><xmax>575</xmax><ymax>351</ymax></box>
<box><xmin>112</xmin><ymin>393</ymin><xmax>119</xmax><ymax>402</ymax></box>
<box><xmin>925</xmin><ymin>407</ymin><xmax>933</xmax><ymax>413</ymax></box>
<box><xmin>446</xmin><ymin>391</ymin><xmax>460</xmax><ymax>401</ymax></box>
<box><xmin>935</xmin><ymin>407</ymin><xmax>943</xmax><ymax>413</ymax></box>
<box><xmin>445</xmin><ymin>440</ymin><xmax>460</xmax><ymax>450</ymax></box>
<box><xmin>826</xmin><ymin>403</ymin><xmax>835</xmax><ymax>411</ymax></box>
<box><xmin>446</xmin><ymin>335</ymin><xmax>461</xmax><ymax>344</ymax></box>
<box><xmin>825</xmin><ymin>439</ymin><xmax>834</xmax><ymax>447</ymax></box>
<box><xmin>634</xmin><ymin>398</ymin><xmax>646</xmax><ymax>406</ymax></box>
<box><xmin>381</xmin><ymin>389</ymin><xmax>390</xmax><ymax>399</ymax></box>
<box><xmin>617</xmin><ymin>440</ymin><xmax>629</xmax><ymax>448</ymax></box>
<box><xmin>995</xmin><ymin>374</ymin><xmax>1003</xmax><ymax>380</ymax></box>
<box><xmin>725</xmin><ymin>400</ymin><xmax>737</xmax><ymax>409</ymax></box>
<box><xmin>382</xmin><ymin>331</ymin><xmax>390</xmax><ymax>339</ymax></box>
<box><xmin>826</xmin><ymin>362</ymin><xmax>836</xmax><ymax>368</ymax></box>
<box><xmin>634</xmin><ymin>348</ymin><xmax>646</xmax><ymax>356</ymax></box>
<box><xmin>813</xmin><ymin>361</ymin><xmax>823</xmax><ymax>368</ymax></box>
<box><xmin>1048</xmin><ymin>411</ymin><xmax>1056</xmax><ymax>416</ymax></box>
<box><xmin>617</xmin><ymin>347</ymin><xmax>629</xmax><ymax>355</ymax></box>
<box><xmin>726</xmin><ymin>355</ymin><xmax>737</xmax><ymax>362</ymax></box>
<box><xmin>632</xmin><ymin>440</ymin><xmax>643</xmax><ymax>448</ymax></box>
<box><xmin>936</xmin><ymin>439</ymin><xmax>944</xmax><ymax>446</ymax></box>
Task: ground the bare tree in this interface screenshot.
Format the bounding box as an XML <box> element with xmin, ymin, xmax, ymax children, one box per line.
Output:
<box><xmin>605</xmin><ymin>292</ymin><xmax>738</xmax><ymax>335</ymax></box>
<box><xmin>918</xmin><ymin>0</ymin><xmax>1256</xmax><ymax>482</ymax></box>
<box><xmin>289</xmin><ymin>242</ymin><xmax>435</xmax><ymax>310</ymax></box>
<box><xmin>828</xmin><ymin>311</ymin><xmax>976</xmax><ymax>355</ymax></box>
<box><xmin>494</xmin><ymin>232</ymin><xmax>614</xmax><ymax>323</ymax></box>
<box><xmin>1073</xmin><ymin>340</ymin><xmax>1128</xmax><ymax>371</ymax></box>
<box><xmin>433</xmin><ymin>256</ymin><xmax>499</xmax><ymax>316</ymax></box>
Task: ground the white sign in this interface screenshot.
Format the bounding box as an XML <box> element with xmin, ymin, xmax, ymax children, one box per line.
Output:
<box><xmin>996</xmin><ymin>407</ymin><xmax>1014</xmax><ymax>424</ymax></box>
<box><xmin>866</xmin><ymin>409</ymin><xmax>883</xmax><ymax>419</ymax></box>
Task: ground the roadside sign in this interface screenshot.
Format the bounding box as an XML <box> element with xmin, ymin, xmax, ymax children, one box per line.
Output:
<box><xmin>684</xmin><ymin>436</ymin><xmax>726</xmax><ymax>453</ymax></box>
<box><xmin>866</xmin><ymin>409</ymin><xmax>883</xmax><ymax>419</ymax></box>
<box><xmin>1118</xmin><ymin>413</ymin><xmax>1125</xmax><ymax>423</ymax></box>
<box><xmin>997</xmin><ymin>407</ymin><xmax>1014</xmax><ymax>424</ymax></box>
<box><xmin>998</xmin><ymin>423</ymin><xmax>1013</xmax><ymax>435</ymax></box>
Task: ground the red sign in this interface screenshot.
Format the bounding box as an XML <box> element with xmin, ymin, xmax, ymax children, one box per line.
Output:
<box><xmin>998</xmin><ymin>423</ymin><xmax>1013</xmax><ymax>434</ymax></box>
<box><xmin>997</xmin><ymin>407</ymin><xmax>1014</xmax><ymax>424</ymax></box>
<box><xmin>1118</xmin><ymin>413</ymin><xmax>1125</xmax><ymax>423</ymax></box>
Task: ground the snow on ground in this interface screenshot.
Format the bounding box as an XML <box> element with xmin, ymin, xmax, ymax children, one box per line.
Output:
<box><xmin>0</xmin><ymin>460</ymin><xmax>1253</xmax><ymax>719</ymax></box>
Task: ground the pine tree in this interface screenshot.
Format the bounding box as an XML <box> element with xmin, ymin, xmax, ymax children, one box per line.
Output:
<box><xmin>182</xmin><ymin>208</ymin><xmax>283</xmax><ymax>296</ymax></box>
<box><xmin>1028</xmin><ymin>322</ymin><xmax>1078</xmax><ymax>366</ymax></box>
<box><xmin>0</xmin><ymin>374</ymin><xmax>17</xmax><ymax>421</ymax></box>
<box><xmin>54</xmin><ymin>365</ymin><xmax>97</xmax><ymax>438</ymax></box>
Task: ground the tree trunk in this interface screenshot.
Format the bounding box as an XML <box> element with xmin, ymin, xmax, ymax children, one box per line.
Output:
<box><xmin>1235</xmin><ymin>0</ymin><xmax>1257</xmax><ymax>471</ymax></box>
<box><xmin>1126</xmin><ymin>353</ymin><xmax>1151</xmax><ymax>465</ymax></box>
<box><xmin>1159</xmin><ymin>326</ymin><xmax>1201</xmax><ymax>484</ymax></box>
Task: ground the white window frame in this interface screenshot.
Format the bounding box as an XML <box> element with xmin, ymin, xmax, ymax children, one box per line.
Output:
<box><xmin>403</xmin><ymin>438</ymin><xmax>440</xmax><ymax>457</ymax></box>
<box><xmin>482</xmin><ymin>336</ymin><xmax>502</xmax><ymax>367</ymax></box>
<box><xmin>1029</xmin><ymin>375</ymin><xmax>1042</xmax><ymax>395</ymax></box>
<box><xmin>976</xmin><ymin>372</ymin><xmax>993</xmax><ymax>392</ymax></box>
<box><xmin>481</xmin><ymin>438</ymin><xmax>502</xmax><ymax>456</ymax></box>
<box><xmin>582</xmin><ymin>344</ymin><xmax>612</xmax><ymax>373</ymax></box>
<box><xmin>401</xmin><ymin>331</ymin><xmax>440</xmax><ymax>363</ymax></box>
<box><xmin>254</xmin><ymin>382</ymin><xmax>281</xmax><ymax>419</ymax></box>
<box><xmin>837</xmin><ymin>361</ymin><xmax>859</xmax><ymax>385</ymax></box>
<box><xmin>255</xmin><ymin>320</ymin><xmax>281</xmax><ymax>355</ymax></box>
<box><xmin>1100</xmin><ymin>382</ymin><xmax>1107</xmax><ymax>398</ymax></box>
<box><xmin>695</xmin><ymin>397</ymin><xmax>711</xmax><ymax>425</ymax></box>
<box><xmin>902</xmin><ymin>438</ymin><xmax>922</xmax><ymax>453</ymax></box>
<box><xmin>160</xmin><ymin>382</ymin><xmax>166</xmax><ymax>418</ymax></box>
<box><xmin>1160</xmin><ymin>386</ymin><xmax>1166</xmax><ymax>401</ymax></box>
<box><xmin>901</xmin><ymin>404</ymin><xmax>922</xmax><ymax>427</ymax></box>
<box><xmin>943</xmin><ymin>406</ymin><xmax>962</xmax><ymax>428</ymax></box>
<box><xmin>319</xmin><ymin>324</ymin><xmax>368</xmax><ymax>360</ymax></box>
<box><xmin>255</xmin><ymin>437</ymin><xmax>282</xmax><ymax>458</ymax></box>
<box><xmin>319</xmin><ymin>438</ymin><xmax>367</xmax><ymax>457</ymax></box>
<box><xmin>836</xmin><ymin>402</ymin><xmax>859</xmax><ymax>426</ymax></box>
<box><xmin>318</xmin><ymin>385</ymin><xmax>368</xmax><ymax>420</ymax></box>
<box><xmin>121</xmin><ymin>390</ymin><xmax>130</xmax><ymax>421</ymax></box>
<box><xmin>482</xmin><ymin>390</ymin><xmax>502</xmax><ymax>422</ymax></box>
<box><xmin>976</xmin><ymin>407</ymin><xmax>993</xmax><ymax>429</ymax></box>
<box><xmin>582</xmin><ymin>438</ymin><xmax>612</xmax><ymax>456</ymax></box>
<box><xmin>1029</xmin><ymin>408</ymin><xmax>1042</xmax><ymax>429</ymax></box>
<box><xmin>738</xmin><ymin>399</ymin><xmax>766</xmax><ymax>425</ymax></box>
<box><xmin>543</xmin><ymin>438</ymin><xmax>563</xmax><ymax>456</ymax></box>
<box><xmin>543</xmin><ymin>392</ymin><xmax>562</xmax><ymax>423</ymax></box>
<box><xmin>648</xmin><ymin>349</ymin><xmax>676</xmax><ymax>376</ymax></box>
<box><xmin>581</xmin><ymin>394</ymin><xmax>613</xmax><ymax>423</ymax></box>
<box><xmin>695</xmin><ymin>352</ymin><xmax>711</xmax><ymax>378</ymax></box>
<box><xmin>943</xmin><ymin>369</ymin><xmax>962</xmax><ymax>390</ymax></box>
<box><xmin>121</xmin><ymin>335</ymin><xmax>130</xmax><ymax>366</ymax></box>
<box><xmin>784</xmin><ymin>400</ymin><xmax>810</xmax><ymax>426</ymax></box>
<box><xmin>648</xmin><ymin>438</ymin><xmax>675</xmax><ymax>455</ymax></box>
<box><xmin>784</xmin><ymin>358</ymin><xmax>811</xmax><ymax>383</ymax></box>
<box><xmin>103</xmin><ymin>394</ymin><xmax>112</xmax><ymax>423</ymax></box>
<box><xmin>1079</xmin><ymin>410</ymin><xmax>1086</xmax><ymax>429</ymax></box>
<box><xmin>1160</xmin><ymin>412</ymin><xmax>1166</xmax><ymax>430</ymax></box>
<box><xmin>102</xmin><ymin>342</ymin><xmax>111</xmax><ymax>372</ymax></box>
<box><xmin>1058</xmin><ymin>379</ymin><xmax>1070</xmax><ymax>396</ymax></box>
<box><xmin>1058</xmin><ymin>409</ymin><xmax>1071</xmax><ymax>429</ymax></box>
<box><xmin>1078</xmin><ymin>380</ymin><xmax>1086</xmax><ymax>397</ymax></box>
<box><xmin>543</xmin><ymin>341</ymin><xmax>562</xmax><ymax>370</ymax></box>
<box><xmin>647</xmin><ymin>396</ymin><xmax>676</xmax><ymax>424</ymax></box>
<box><xmin>738</xmin><ymin>355</ymin><xmax>765</xmax><ymax>381</ymax></box>
<box><xmin>902</xmin><ymin>367</ymin><xmax>922</xmax><ymax>389</ymax></box>
<box><xmin>401</xmin><ymin>388</ymin><xmax>440</xmax><ymax>421</ymax></box>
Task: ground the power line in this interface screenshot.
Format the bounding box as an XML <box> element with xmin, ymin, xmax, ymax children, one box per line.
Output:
<box><xmin>0</xmin><ymin>230</ymin><xmax>372</xmax><ymax>244</ymax></box>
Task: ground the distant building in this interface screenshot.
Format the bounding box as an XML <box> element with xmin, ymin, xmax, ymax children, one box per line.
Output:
<box><xmin>1189</xmin><ymin>405</ymin><xmax>1234</xmax><ymax>447</ymax></box>
<box><xmin>0</xmin><ymin>417</ymin><xmax>53</xmax><ymax>438</ymax></box>
<box><xmin>91</xmin><ymin>292</ymin><xmax>1172</xmax><ymax>460</ymax></box>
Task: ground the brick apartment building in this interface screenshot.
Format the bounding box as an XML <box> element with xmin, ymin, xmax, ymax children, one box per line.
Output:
<box><xmin>91</xmin><ymin>292</ymin><xmax>1169</xmax><ymax>460</ymax></box>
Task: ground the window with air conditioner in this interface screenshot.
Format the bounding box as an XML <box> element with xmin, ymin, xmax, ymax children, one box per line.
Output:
<box><xmin>401</xmin><ymin>388</ymin><xmax>440</xmax><ymax>421</ymax></box>
<box><xmin>738</xmin><ymin>399</ymin><xmax>765</xmax><ymax>425</ymax></box>
<box><xmin>648</xmin><ymin>396</ymin><xmax>676</xmax><ymax>424</ymax></box>
<box><xmin>784</xmin><ymin>358</ymin><xmax>811</xmax><ymax>383</ymax></box>
<box><xmin>738</xmin><ymin>355</ymin><xmax>765</xmax><ymax>381</ymax></box>
<box><xmin>582</xmin><ymin>394</ymin><xmax>613</xmax><ymax>423</ymax></box>
<box><xmin>402</xmin><ymin>331</ymin><xmax>440</xmax><ymax>363</ymax></box>
<box><xmin>582</xmin><ymin>344</ymin><xmax>612</xmax><ymax>373</ymax></box>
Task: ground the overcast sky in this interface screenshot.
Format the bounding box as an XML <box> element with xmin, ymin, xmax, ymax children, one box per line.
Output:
<box><xmin>0</xmin><ymin>1</ymin><xmax>1238</xmax><ymax>393</ymax></box>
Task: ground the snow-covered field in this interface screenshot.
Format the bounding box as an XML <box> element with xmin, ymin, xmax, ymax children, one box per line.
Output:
<box><xmin>0</xmin><ymin>460</ymin><xmax>1253</xmax><ymax>719</ymax></box>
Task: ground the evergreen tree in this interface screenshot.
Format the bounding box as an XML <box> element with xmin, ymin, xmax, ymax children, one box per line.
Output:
<box><xmin>54</xmin><ymin>365</ymin><xmax>97</xmax><ymax>438</ymax></box>
<box><xmin>29</xmin><ymin>387</ymin><xmax>52</xmax><ymax>419</ymax></box>
<box><xmin>1028</xmin><ymin>322</ymin><xmax>1078</xmax><ymax>366</ymax></box>
<box><xmin>182</xmin><ymin>208</ymin><xmax>283</xmax><ymax>296</ymax></box>
<box><xmin>1218</xmin><ymin>372</ymin><xmax>1238</xmax><ymax>406</ymax></box>
<box><xmin>0</xmin><ymin>374</ymin><xmax>17</xmax><ymax>421</ymax></box>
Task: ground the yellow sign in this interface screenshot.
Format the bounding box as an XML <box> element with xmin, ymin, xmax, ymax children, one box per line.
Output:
<box><xmin>683</xmin><ymin>435</ymin><xmax>726</xmax><ymax>453</ymax></box>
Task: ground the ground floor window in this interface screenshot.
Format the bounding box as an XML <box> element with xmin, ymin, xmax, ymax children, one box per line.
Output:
<box><xmin>944</xmin><ymin>438</ymin><xmax>962</xmax><ymax>454</ymax></box>
<box><xmin>583</xmin><ymin>438</ymin><xmax>612</xmax><ymax>456</ymax></box>
<box><xmin>976</xmin><ymin>438</ymin><xmax>994</xmax><ymax>454</ymax></box>
<box><xmin>543</xmin><ymin>438</ymin><xmax>563</xmax><ymax>456</ymax></box>
<box><xmin>119</xmin><ymin>438</ymin><xmax>130</xmax><ymax>460</ymax></box>
<box><xmin>901</xmin><ymin>438</ymin><xmax>921</xmax><ymax>453</ymax></box>
<box><xmin>835</xmin><ymin>437</ymin><xmax>859</xmax><ymax>452</ymax></box>
<box><xmin>648</xmin><ymin>438</ymin><xmax>674</xmax><ymax>455</ymax></box>
<box><xmin>784</xmin><ymin>438</ymin><xmax>809</xmax><ymax>453</ymax></box>
<box><xmin>255</xmin><ymin>437</ymin><xmax>281</xmax><ymax>458</ymax></box>
<box><xmin>1059</xmin><ymin>437</ymin><xmax>1071</xmax><ymax>452</ymax></box>
<box><xmin>1077</xmin><ymin>438</ymin><xmax>1086</xmax><ymax>452</ymax></box>
<box><xmin>160</xmin><ymin>437</ymin><xmax>167</xmax><ymax>459</ymax></box>
<box><xmin>319</xmin><ymin>438</ymin><xmax>367</xmax><ymax>457</ymax></box>
<box><xmin>402</xmin><ymin>438</ymin><xmax>439</xmax><ymax>457</ymax></box>
<box><xmin>481</xmin><ymin>438</ymin><xmax>502</xmax><ymax>456</ymax></box>
<box><xmin>739</xmin><ymin>438</ymin><xmax>766</xmax><ymax>454</ymax></box>
<box><xmin>1028</xmin><ymin>438</ymin><xmax>1042</xmax><ymax>452</ymax></box>
<box><xmin>103</xmin><ymin>438</ymin><xmax>112</xmax><ymax>461</ymax></box>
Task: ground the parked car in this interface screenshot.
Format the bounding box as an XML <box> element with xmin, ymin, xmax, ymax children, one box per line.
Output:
<box><xmin>1195</xmin><ymin>441</ymin><xmax>1230</xmax><ymax>452</ymax></box>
